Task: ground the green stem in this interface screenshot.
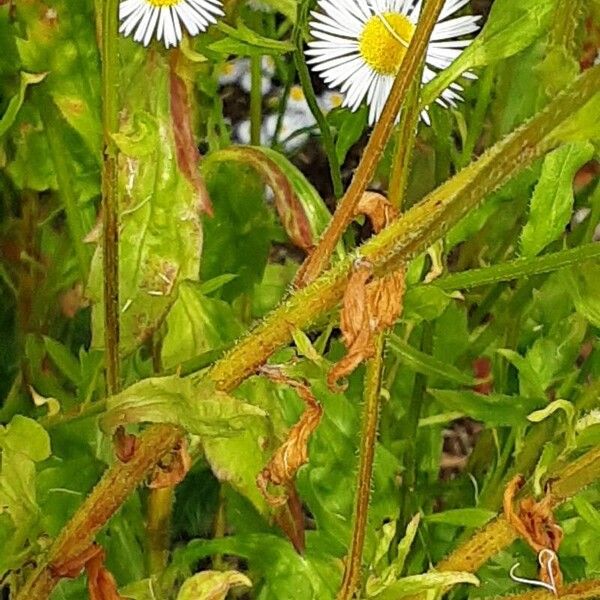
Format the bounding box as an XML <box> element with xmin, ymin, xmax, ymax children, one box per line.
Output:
<box><xmin>293</xmin><ymin>0</ymin><xmax>343</xmax><ymax>198</ymax></box>
<box><xmin>388</xmin><ymin>76</ymin><xmax>422</xmax><ymax>209</ymax></box>
<box><xmin>19</xmin><ymin>65</ymin><xmax>600</xmax><ymax>600</ymax></box>
<box><xmin>432</xmin><ymin>243</ymin><xmax>600</xmax><ymax>291</ymax></box>
<box><xmin>101</xmin><ymin>0</ymin><xmax>121</xmax><ymax>396</ymax></box>
<box><xmin>296</xmin><ymin>0</ymin><xmax>447</xmax><ymax>287</ymax></box>
<box><xmin>146</xmin><ymin>487</ymin><xmax>175</xmax><ymax>576</ymax></box>
<box><xmin>250</xmin><ymin>55</ymin><xmax>262</xmax><ymax>146</ymax></box>
<box><xmin>37</xmin><ymin>95</ymin><xmax>91</xmax><ymax>281</ymax></box>
<box><xmin>338</xmin><ymin>334</ymin><xmax>385</xmax><ymax>600</ymax></box>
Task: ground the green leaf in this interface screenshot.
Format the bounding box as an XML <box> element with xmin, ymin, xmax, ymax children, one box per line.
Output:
<box><xmin>174</xmin><ymin>534</ymin><xmax>339</xmax><ymax>599</ymax></box>
<box><xmin>422</xmin><ymin>0</ymin><xmax>558</xmax><ymax>106</ymax></box>
<box><xmin>176</xmin><ymin>570</ymin><xmax>252</xmax><ymax>600</ymax></box>
<box><xmin>203</xmin><ymin>146</ymin><xmax>338</xmax><ymax>255</ymax></box>
<box><xmin>520</xmin><ymin>142</ymin><xmax>595</xmax><ymax>257</ymax></box>
<box><xmin>161</xmin><ymin>281</ymin><xmax>242</xmax><ymax>372</ymax></box>
<box><xmin>88</xmin><ymin>51</ymin><xmax>203</xmax><ymax>355</ymax></box>
<box><xmin>0</xmin><ymin>71</ymin><xmax>45</xmax><ymax>138</ymax></box>
<box><xmin>210</xmin><ymin>22</ymin><xmax>295</xmax><ymax>56</ymax></box>
<box><xmin>562</xmin><ymin>263</ymin><xmax>600</xmax><ymax>328</ymax></box>
<box><xmin>369</xmin><ymin>571</ymin><xmax>479</xmax><ymax>599</ymax></box>
<box><xmin>200</xmin><ymin>161</ymin><xmax>275</xmax><ymax>300</ymax></box>
<box><xmin>424</xmin><ymin>508</ymin><xmax>496</xmax><ymax>528</ymax></box>
<box><xmin>572</xmin><ymin>496</ymin><xmax>600</xmax><ymax>534</ymax></box>
<box><xmin>43</xmin><ymin>336</ymin><xmax>81</xmax><ymax>385</ymax></box>
<box><xmin>388</xmin><ymin>334</ymin><xmax>476</xmax><ymax>386</ymax></box>
<box><xmin>15</xmin><ymin>0</ymin><xmax>102</xmax><ymax>154</ymax></box>
<box><xmin>0</xmin><ymin>415</ymin><xmax>51</xmax><ymax>463</ymax></box>
<box><xmin>101</xmin><ymin>376</ymin><xmax>266</xmax><ymax>437</ymax></box>
<box><xmin>428</xmin><ymin>389</ymin><xmax>540</xmax><ymax>427</ymax></box>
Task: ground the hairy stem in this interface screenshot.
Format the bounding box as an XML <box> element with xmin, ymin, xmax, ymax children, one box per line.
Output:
<box><xmin>295</xmin><ymin>0</ymin><xmax>446</xmax><ymax>286</ymax></box>
<box><xmin>208</xmin><ymin>66</ymin><xmax>600</xmax><ymax>390</ymax></box>
<box><xmin>101</xmin><ymin>0</ymin><xmax>121</xmax><ymax>395</ymax></box>
<box><xmin>496</xmin><ymin>578</ymin><xmax>600</xmax><ymax>600</ymax></box>
<box><xmin>432</xmin><ymin>243</ymin><xmax>600</xmax><ymax>291</ymax></box>
<box><xmin>338</xmin><ymin>334</ymin><xmax>385</xmax><ymax>600</ymax></box>
<box><xmin>15</xmin><ymin>425</ymin><xmax>183</xmax><ymax>600</ymax></box>
<box><xmin>19</xmin><ymin>65</ymin><xmax>600</xmax><ymax>600</ymax></box>
<box><xmin>436</xmin><ymin>445</ymin><xmax>600</xmax><ymax>575</ymax></box>
<box><xmin>293</xmin><ymin>0</ymin><xmax>343</xmax><ymax>198</ymax></box>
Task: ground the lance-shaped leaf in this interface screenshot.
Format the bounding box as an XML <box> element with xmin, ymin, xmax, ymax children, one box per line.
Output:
<box><xmin>520</xmin><ymin>142</ymin><xmax>595</xmax><ymax>257</ymax></box>
<box><xmin>88</xmin><ymin>49</ymin><xmax>204</xmax><ymax>355</ymax></box>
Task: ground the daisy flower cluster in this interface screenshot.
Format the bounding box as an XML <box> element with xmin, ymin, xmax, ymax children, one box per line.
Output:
<box><xmin>119</xmin><ymin>0</ymin><xmax>224</xmax><ymax>48</ymax></box>
<box><xmin>306</xmin><ymin>0</ymin><xmax>481</xmax><ymax>125</ymax></box>
<box><xmin>119</xmin><ymin>0</ymin><xmax>480</xmax><ymax>135</ymax></box>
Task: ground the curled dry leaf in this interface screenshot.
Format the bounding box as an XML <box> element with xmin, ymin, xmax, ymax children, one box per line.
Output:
<box><xmin>148</xmin><ymin>439</ymin><xmax>192</xmax><ymax>489</ymax></box>
<box><xmin>86</xmin><ymin>546</ymin><xmax>124</xmax><ymax>600</ymax></box>
<box><xmin>51</xmin><ymin>544</ymin><xmax>123</xmax><ymax>600</ymax></box>
<box><xmin>328</xmin><ymin>193</ymin><xmax>406</xmax><ymax>390</ymax></box>
<box><xmin>114</xmin><ymin>426</ymin><xmax>138</xmax><ymax>463</ymax></box>
<box><xmin>503</xmin><ymin>475</ymin><xmax>564</xmax><ymax>591</ymax></box>
<box><xmin>257</xmin><ymin>366</ymin><xmax>323</xmax><ymax>507</ymax></box>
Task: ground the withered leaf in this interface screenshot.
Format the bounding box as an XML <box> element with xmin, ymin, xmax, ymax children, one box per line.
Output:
<box><xmin>85</xmin><ymin>546</ymin><xmax>124</xmax><ymax>600</ymax></box>
<box><xmin>328</xmin><ymin>192</ymin><xmax>406</xmax><ymax>390</ymax></box>
<box><xmin>51</xmin><ymin>545</ymin><xmax>123</xmax><ymax>600</ymax></box>
<box><xmin>257</xmin><ymin>367</ymin><xmax>323</xmax><ymax>507</ymax></box>
<box><xmin>148</xmin><ymin>439</ymin><xmax>192</xmax><ymax>489</ymax></box>
<box><xmin>114</xmin><ymin>426</ymin><xmax>138</xmax><ymax>463</ymax></box>
<box><xmin>503</xmin><ymin>475</ymin><xmax>564</xmax><ymax>592</ymax></box>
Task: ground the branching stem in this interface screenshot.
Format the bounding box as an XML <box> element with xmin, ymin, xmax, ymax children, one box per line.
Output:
<box><xmin>295</xmin><ymin>0</ymin><xmax>446</xmax><ymax>286</ymax></box>
<box><xmin>18</xmin><ymin>62</ymin><xmax>600</xmax><ymax>600</ymax></box>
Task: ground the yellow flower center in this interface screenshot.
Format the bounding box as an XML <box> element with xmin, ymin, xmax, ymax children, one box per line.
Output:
<box><xmin>290</xmin><ymin>86</ymin><xmax>306</xmax><ymax>102</ymax></box>
<box><xmin>146</xmin><ymin>0</ymin><xmax>180</xmax><ymax>7</ymax></box>
<box><xmin>359</xmin><ymin>12</ymin><xmax>415</xmax><ymax>76</ymax></box>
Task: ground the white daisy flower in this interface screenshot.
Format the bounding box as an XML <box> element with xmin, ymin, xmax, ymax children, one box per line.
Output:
<box><xmin>217</xmin><ymin>60</ymin><xmax>245</xmax><ymax>86</ymax></box>
<box><xmin>306</xmin><ymin>0</ymin><xmax>481</xmax><ymax>125</ymax></box>
<box><xmin>286</xmin><ymin>85</ymin><xmax>314</xmax><ymax>117</ymax></box>
<box><xmin>119</xmin><ymin>0</ymin><xmax>224</xmax><ymax>49</ymax></box>
<box><xmin>318</xmin><ymin>90</ymin><xmax>345</xmax><ymax>113</ymax></box>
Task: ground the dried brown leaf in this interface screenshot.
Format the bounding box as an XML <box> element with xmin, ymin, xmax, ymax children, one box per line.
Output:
<box><xmin>51</xmin><ymin>544</ymin><xmax>123</xmax><ymax>600</ymax></box>
<box><xmin>327</xmin><ymin>262</ymin><xmax>406</xmax><ymax>391</ymax></box>
<box><xmin>327</xmin><ymin>193</ymin><xmax>407</xmax><ymax>389</ymax></box>
<box><xmin>356</xmin><ymin>191</ymin><xmax>397</xmax><ymax>233</ymax></box>
<box><xmin>503</xmin><ymin>475</ymin><xmax>564</xmax><ymax>591</ymax></box>
<box><xmin>148</xmin><ymin>439</ymin><xmax>191</xmax><ymax>489</ymax></box>
<box><xmin>257</xmin><ymin>367</ymin><xmax>323</xmax><ymax>507</ymax></box>
<box><xmin>85</xmin><ymin>547</ymin><xmax>123</xmax><ymax>600</ymax></box>
<box><xmin>114</xmin><ymin>427</ymin><xmax>138</xmax><ymax>463</ymax></box>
